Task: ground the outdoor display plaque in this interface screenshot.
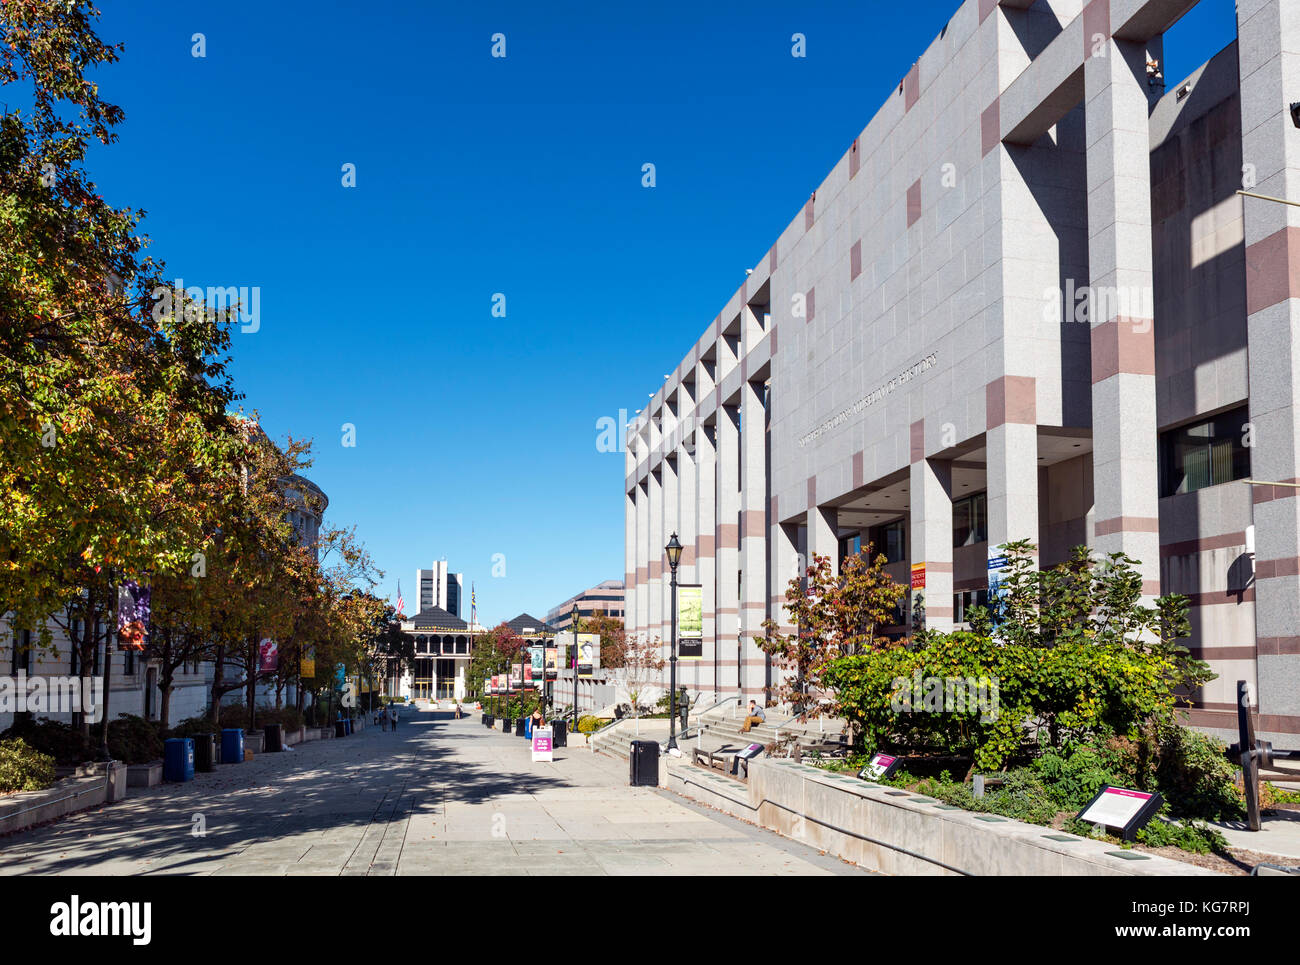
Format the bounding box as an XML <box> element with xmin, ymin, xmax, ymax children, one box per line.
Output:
<box><xmin>987</xmin><ymin>550</ymin><xmax>1010</xmax><ymax>632</ymax></box>
<box><xmin>1077</xmin><ymin>786</ymin><xmax>1163</xmax><ymax>840</ymax></box>
<box><xmin>736</xmin><ymin>742</ymin><xmax>765</xmax><ymax>761</ymax></box>
<box><xmin>910</xmin><ymin>563</ymin><xmax>926</xmax><ymax>629</ymax></box>
<box><xmin>545</xmin><ymin>645</ymin><xmax>558</xmax><ymax>680</ymax></box>
<box><xmin>678</xmin><ymin>584</ymin><xmax>703</xmax><ymax>659</ymax></box>
<box><xmin>576</xmin><ymin>632</ymin><xmax>600</xmax><ymax>678</ymax></box>
<box><xmin>857</xmin><ymin>752</ymin><xmax>900</xmax><ymax>781</ymax></box>
<box><xmin>531</xmin><ymin>726</ymin><xmax>554</xmax><ymax>762</ymax></box>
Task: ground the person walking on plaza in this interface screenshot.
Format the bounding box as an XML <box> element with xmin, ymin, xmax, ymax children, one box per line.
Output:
<box><xmin>388</xmin><ymin>704</ymin><xmax>398</xmax><ymax>730</ymax></box>
<box><xmin>380</xmin><ymin>704</ymin><xmax>389</xmax><ymax>731</ymax></box>
<box><xmin>740</xmin><ymin>699</ymin><xmax>766</xmax><ymax>733</ymax></box>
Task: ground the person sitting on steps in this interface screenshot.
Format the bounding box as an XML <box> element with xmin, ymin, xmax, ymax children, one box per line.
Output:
<box><xmin>740</xmin><ymin>699</ymin><xmax>766</xmax><ymax>733</ymax></box>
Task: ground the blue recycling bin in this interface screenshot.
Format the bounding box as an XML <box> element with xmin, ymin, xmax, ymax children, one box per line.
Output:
<box><xmin>164</xmin><ymin>737</ymin><xmax>195</xmax><ymax>782</ymax></box>
<box><xmin>220</xmin><ymin>728</ymin><xmax>244</xmax><ymax>764</ymax></box>
<box><xmin>345</xmin><ymin>717</ymin><xmax>353</xmax><ymax>735</ymax></box>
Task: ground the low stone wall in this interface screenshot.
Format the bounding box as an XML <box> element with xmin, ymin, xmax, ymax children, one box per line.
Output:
<box><xmin>127</xmin><ymin>761</ymin><xmax>162</xmax><ymax>787</ymax></box>
<box><xmin>666</xmin><ymin>757</ymin><xmax>1220</xmax><ymax>877</ymax></box>
<box><xmin>0</xmin><ymin>771</ymin><xmax>114</xmax><ymax>835</ymax></box>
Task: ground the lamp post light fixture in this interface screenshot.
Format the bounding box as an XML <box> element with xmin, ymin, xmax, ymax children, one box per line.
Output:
<box><xmin>571</xmin><ymin>601</ymin><xmax>580</xmax><ymax>728</ymax></box>
<box><xmin>665</xmin><ymin>532</ymin><xmax>683</xmax><ymax>752</ymax></box>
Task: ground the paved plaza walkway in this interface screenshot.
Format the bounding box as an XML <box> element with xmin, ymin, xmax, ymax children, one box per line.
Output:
<box><xmin>0</xmin><ymin>708</ymin><xmax>866</xmax><ymax>875</ymax></box>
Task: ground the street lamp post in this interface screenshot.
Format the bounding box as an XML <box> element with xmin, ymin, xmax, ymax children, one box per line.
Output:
<box><xmin>665</xmin><ymin>533</ymin><xmax>683</xmax><ymax>751</ymax></box>
<box><xmin>570</xmin><ymin>602</ymin><xmax>580</xmax><ymax>728</ymax></box>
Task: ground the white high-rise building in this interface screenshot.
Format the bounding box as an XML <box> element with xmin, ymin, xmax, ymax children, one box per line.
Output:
<box><xmin>414</xmin><ymin>560</ymin><xmax>463</xmax><ymax>619</ymax></box>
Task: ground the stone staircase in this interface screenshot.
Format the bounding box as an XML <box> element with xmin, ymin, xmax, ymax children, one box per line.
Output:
<box><xmin>590</xmin><ymin>718</ymin><xmax>671</xmax><ymax>761</ymax></box>
<box><xmin>693</xmin><ymin>702</ymin><xmax>849</xmax><ymax>751</ymax></box>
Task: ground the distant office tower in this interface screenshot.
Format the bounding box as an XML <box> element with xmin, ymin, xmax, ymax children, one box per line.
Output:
<box><xmin>415</xmin><ymin>560</ymin><xmax>463</xmax><ymax>619</ymax></box>
<box><xmin>547</xmin><ymin>579</ymin><xmax>625</xmax><ymax>632</ymax></box>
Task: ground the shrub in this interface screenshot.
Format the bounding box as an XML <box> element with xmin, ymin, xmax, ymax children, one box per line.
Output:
<box><xmin>256</xmin><ymin>707</ymin><xmax>305</xmax><ymax>732</ymax></box>
<box><xmin>107</xmin><ymin>714</ymin><xmax>165</xmax><ymax>764</ymax></box>
<box><xmin>168</xmin><ymin>716</ymin><xmax>219</xmax><ymax>739</ymax></box>
<box><xmin>0</xmin><ymin>717</ymin><xmax>94</xmax><ymax>766</ymax></box>
<box><xmin>911</xmin><ymin>768</ymin><xmax>1059</xmax><ymax>825</ymax></box>
<box><xmin>0</xmin><ymin>738</ymin><xmax>56</xmax><ymax>793</ymax></box>
<box><xmin>1031</xmin><ymin>741</ymin><xmax>1142</xmax><ymax>810</ymax></box>
<box><xmin>1155</xmin><ymin>724</ymin><xmax>1242</xmax><ymax>820</ymax></box>
<box><xmin>576</xmin><ymin>715</ymin><xmax>605</xmax><ymax>734</ymax></box>
<box><xmin>1136</xmin><ymin>812</ymin><xmax>1228</xmax><ymax>854</ymax></box>
<box><xmin>824</xmin><ymin>631</ymin><xmax>1184</xmax><ymax>772</ymax></box>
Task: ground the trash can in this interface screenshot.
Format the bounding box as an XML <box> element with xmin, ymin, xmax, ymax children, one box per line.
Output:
<box><xmin>334</xmin><ymin>720</ymin><xmax>346</xmax><ymax>738</ymax></box>
<box><xmin>484</xmin><ymin>714</ymin><xmax>494</xmax><ymax>728</ymax></box>
<box><xmin>193</xmin><ymin>733</ymin><xmax>216</xmax><ymax>772</ymax></box>
<box><xmin>264</xmin><ymin>723</ymin><xmax>283</xmax><ymax>752</ymax></box>
<box><xmin>552</xmin><ymin>719</ymin><xmax>568</xmax><ymax>747</ymax></box>
<box><xmin>515</xmin><ymin>717</ymin><xmax>527</xmax><ymax>737</ymax></box>
<box><xmin>220</xmin><ymin>728</ymin><xmax>244</xmax><ymax>765</ymax></box>
<box><xmin>164</xmin><ymin>738</ymin><xmax>195</xmax><ymax>782</ymax></box>
<box><xmin>629</xmin><ymin>740</ymin><xmax>659</xmax><ymax>787</ymax></box>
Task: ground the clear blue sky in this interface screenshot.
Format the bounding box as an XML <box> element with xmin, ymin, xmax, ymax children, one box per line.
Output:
<box><xmin>83</xmin><ymin>0</ymin><xmax>1235</xmax><ymax>626</ymax></box>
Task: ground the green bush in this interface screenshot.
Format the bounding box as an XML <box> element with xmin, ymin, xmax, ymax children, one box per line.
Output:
<box><xmin>1136</xmin><ymin>812</ymin><xmax>1228</xmax><ymax>854</ymax></box>
<box><xmin>824</xmin><ymin>631</ymin><xmax>1183</xmax><ymax>773</ymax></box>
<box><xmin>168</xmin><ymin>716</ymin><xmax>219</xmax><ymax>739</ymax></box>
<box><xmin>107</xmin><ymin>714</ymin><xmax>165</xmax><ymax>764</ymax></box>
<box><xmin>1031</xmin><ymin>741</ymin><xmax>1142</xmax><ymax>810</ymax></box>
<box><xmin>576</xmin><ymin>715</ymin><xmax>606</xmax><ymax>734</ymax></box>
<box><xmin>912</xmin><ymin>769</ymin><xmax>1060</xmax><ymax>825</ymax></box>
<box><xmin>1154</xmin><ymin>724</ymin><xmax>1242</xmax><ymax>820</ymax></box>
<box><xmin>255</xmin><ymin>707</ymin><xmax>305</xmax><ymax>732</ymax></box>
<box><xmin>0</xmin><ymin>717</ymin><xmax>94</xmax><ymax>766</ymax></box>
<box><xmin>0</xmin><ymin>738</ymin><xmax>56</xmax><ymax>793</ymax></box>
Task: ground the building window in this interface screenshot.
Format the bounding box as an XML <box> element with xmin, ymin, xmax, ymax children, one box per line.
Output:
<box><xmin>953</xmin><ymin>589</ymin><xmax>990</xmax><ymax>625</ymax></box>
<box><xmin>872</xmin><ymin>519</ymin><xmax>905</xmax><ymax>563</ymax></box>
<box><xmin>952</xmin><ymin>492</ymin><xmax>988</xmax><ymax>547</ymax></box>
<box><xmin>1159</xmin><ymin>405</ymin><xmax>1251</xmax><ymax>497</ymax></box>
<box><xmin>837</xmin><ymin>533</ymin><xmax>862</xmax><ymax>570</ymax></box>
<box><xmin>124</xmin><ymin>647</ymin><xmax>136</xmax><ymax>675</ymax></box>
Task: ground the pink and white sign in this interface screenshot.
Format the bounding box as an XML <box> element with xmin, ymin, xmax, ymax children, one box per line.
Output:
<box><xmin>531</xmin><ymin>727</ymin><xmax>553</xmax><ymax>763</ymax></box>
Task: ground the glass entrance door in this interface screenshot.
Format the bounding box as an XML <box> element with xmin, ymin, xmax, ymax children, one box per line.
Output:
<box><xmin>436</xmin><ymin>659</ymin><xmax>455</xmax><ymax>699</ymax></box>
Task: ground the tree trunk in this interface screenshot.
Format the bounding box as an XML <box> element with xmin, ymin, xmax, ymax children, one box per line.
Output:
<box><xmin>210</xmin><ymin>643</ymin><xmax>225</xmax><ymax>724</ymax></box>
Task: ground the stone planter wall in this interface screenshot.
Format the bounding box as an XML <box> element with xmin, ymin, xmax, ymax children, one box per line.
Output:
<box><xmin>127</xmin><ymin>761</ymin><xmax>162</xmax><ymax>788</ymax></box>
<box><xmin>665</xmin><ymin>757</ymin><xmax>1221</xmax><ymax>877</ymax></box>
<box><xmin>0</xmin><ymin>763</ymin><xmax>126</xmax><ymax>834</ymax></box>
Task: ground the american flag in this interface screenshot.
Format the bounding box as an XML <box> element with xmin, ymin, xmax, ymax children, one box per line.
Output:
<box><xmin>395</xmin><ymin>582</ymin><xmax>405</xmax><ymax>615</ymax></box>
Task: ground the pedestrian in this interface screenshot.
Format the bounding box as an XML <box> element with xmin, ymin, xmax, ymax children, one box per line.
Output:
<box><xmin>389</xmin><ymin>704</ymin><xmax>398</xmax><ymax>730</ymax></box>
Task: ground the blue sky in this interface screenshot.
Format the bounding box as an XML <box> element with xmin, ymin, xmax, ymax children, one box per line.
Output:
<box><xmin>81</xmin><ymin>0</ymin><xmax>1236</xmax><ymax>626</ymax></box>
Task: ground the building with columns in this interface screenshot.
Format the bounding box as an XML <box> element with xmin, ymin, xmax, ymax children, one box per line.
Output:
<box><xmin>623</xmin><ymin>0</ymin><xmax>1300</xmax><ymax>746</ymax></box>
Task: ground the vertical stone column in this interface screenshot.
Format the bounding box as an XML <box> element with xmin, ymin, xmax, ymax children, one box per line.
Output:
<box><xmin>694</xmin><ymin>423</ymin><xmax>718</xmax><ymax>697</ymax></box>
<box><xmin>715</xmin><ymin>404</ymin><xmax>741</xmax><ymax>695</ymax></box>
<box><xmin>986</xmin><ymin>400</ymin><xmax>1040</xmax><ymax>554</ymax></box>
<box><xmin>770</xmin><ymin>519</ymin><xmax>801</xmax><ymax>702</ymax></box>
<box><xmin>909</xmin><ymin>421</ymin><xmax>954</xmax><ymax>631</ymax></box>
<box><xmin>1239</xmin><ymin>0</ymin><xmax>1300</xmax><ymax>724</ymax></box>
<box><xmin>739</xmin><ymin>380</ymin><xmax>768</xmax><ymax>702</ymax></box>
<box><xmin>647</xmin><ymin>468</ymin><xmax>663</xmax><ymax>652</ymax></box>
<box><xmin>661</xmin><ymin>454</ymin><xmax>679</xmax><ymax>659</ymax></box>
<box><xmin>1084</xmin><ymin>24</ymin><xmax>1161</xmax><ymax>598</ymax></box>
<box><xmin>675</xmin><ymin>436</ymin><xmax>698</xmax><ymax>688</ymax></box>
<box><xmin>635</xmin><ymin>479</ymin><xmax>650</xmax><ymax>636</ymax></box>
<box><xmin>807</xmin><ymin>504</ymin><xmax>839</xmax><ymax>576</ymax></box>
<box><xmin>624</xmin><ymin>486</ymin><xmax>637</xmax><ymax>640</ymax></box>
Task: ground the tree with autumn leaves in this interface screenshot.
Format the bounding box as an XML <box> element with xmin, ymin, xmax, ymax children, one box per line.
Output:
<box><xmin>756</xmin><ymin>549</ymin><xmax>907</xmax><ymax>719</ymax></box>
<box><xmin>1</xmin><ymin>2</ymin><xmax>243</xmax><ymax>634</ymax></box>
<box><xmin>0</xmin><ymin>2</ymin><xmax>387</xmax><ymax>734</ymax></box>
